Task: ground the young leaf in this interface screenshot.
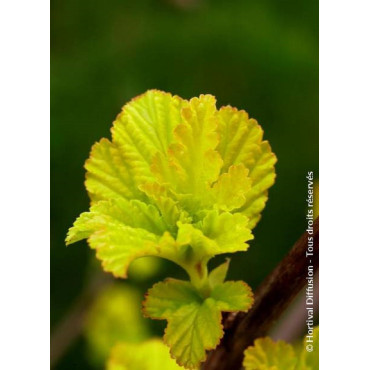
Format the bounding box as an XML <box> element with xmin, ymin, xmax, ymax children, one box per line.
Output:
<box><xmin>67</xmin><ymin>90</ymin><xmax>277</xmax><ymax>368</ymax></box>
<box><xmin>243</xmin><ymin>337</ymin><xmax>297</xmax><ymax>370</ymax></box>
<box><xmin>164</xmin><ymin>300</ymin><xmax>222</xmax><ymax>369</ymax></box>
<box><xmin>67</xmin><ymin>90</ymin><xmax>275</xmax><ymax>280</ymax></box>
<box><xmin>211</xmin><ymin>281</ymin><xmax>254</xmax><ymax>312</ymax></box>
<box><xmin>149</xmin><ymin>95</ymin><xmax>223</xmax><ymax>211</ymax></box>
<box><xmin>144</xmin><ymin>279</ymin><xmax>254</xmax><ymax>369</ymax></box>
<box><xmin>66</xmin><ymin>199</ymin><xmax>165</xmax><ymax>278</ymax></box>
<box><xmin>85</xmin><ymin>138</ymin><xmax>146</xmax><ymax>203</ymax></box>
<box><xmin>216</xmin><ymin>106</ymin><xmax>277</xmax><ymax>229</ymax></box>
<box><xmin>143</xmin><ymin>279</ymin><xmax>202</xmax><ymax>319</ymax></box>
<box><xmin>107</xmin><ymin>339</ymin><xmax>184</xmax><ymax>370</ymax></box>
<box><xmin>242</xmin><ymin>327</ymin><xmax>319</xmax><ymax>370</ymax></box>
<box><xmin>199</xmin><ymin>210</ymin><xmax>254</xmax><ymax>255</ymax></box>
<box><xmin>86</xmin><ymin>90</ymin><xmax>185</xmax><ymax>204</ymax></box>
<box><xmin>208</xmin><ymin>259</ymin><xmax>230</xmax><ymax>288</ymax></box>
<box><xmin>209</xmin><ymin>164</ymin><xmax>252</xmax><ymax>212</ymax></box>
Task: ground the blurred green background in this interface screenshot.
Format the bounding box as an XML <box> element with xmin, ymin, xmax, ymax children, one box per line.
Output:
<box><xmin>51</xmin><ymin>0</ymin><xmax>318</xmax><ymax>368</ymax></box>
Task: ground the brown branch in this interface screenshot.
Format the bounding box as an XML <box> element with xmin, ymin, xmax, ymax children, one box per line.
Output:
<box><xmin>203</xmin><ymin>217</ymin><xmax>319</xmax><ymax>370</ymax></box>
<box><xmin>270</xmin><ymin>271</ymin><xmax>319</xmax><ymax>342</ymax></box>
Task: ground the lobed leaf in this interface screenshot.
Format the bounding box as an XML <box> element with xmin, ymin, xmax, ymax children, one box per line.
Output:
<box><xmin>67</xmin><ymin>90</ymin><xmax>276</xmax><ymax>278</ymax></box>
<box><xmin>216</xmin><ymin>106</ymin><xmax>277</xmax><ymax>229</ymax></box>
<box><xmin>243</xmin><ymin>326</ymin><xmax>319</xmax><ymax>370</ymax></box>
<box><xmin>66</xmin><ymin>199</ymin><xmax>165</xmax><ymax>277</ymax></box>
<box><xmin>150</xmin><ymin>95</ymin><xmax>223</xmax><ymax>212</ymax></box>
<box><xmin>243</xmin><ymin>337</ymin><xmax>297</xmax><ymax>370</ymax></box>
<box><xmin>144</xmin><ymin>279</ymin><xmax>254</xmax><ymax>369</ymax></box>
<box><xmin>85</xmin><ymin>138</ymin><xmax>145</xmax><ymax>203</ymax></box>
<box><xmin>208</xmin><ymin>259</ymin><xmax>230</xmax><ymax>288</ymax></box>
<box><xmin>143</xmin><ymin>279</ymin><xmax>202</xmax><ymax>319</ymax></box>
<box><xmin>86</xmin><ymin>90</ymin><xmax>185</xmax><ymax>204</ymax></box>
<box><xmin>66</xmin><ymin>90</ymin><xmax>277</xmax><ymax>368</ymax></box>
<box><xmin>170</xmin><ymin>211</ymin><xmax>253</xmax><ymax>265</ymax></box>
<box><xmin>211</xmin><ymin>281</ymin><xmax>254</xmax><ymax>312</ymax></box>
<box><xmin>209</xmin><ymin>164</ymin><xmax>252</xmax><ymax>212</ymax></box>
<box><xmin>164</xmin><ymin>300</ymin><xmax>222</xmax><ymax>369</ymax></box>
<box><xmin>199</xmin><ymin>210</ymin><xmax>254</xmax><ymax>254</ymax></box>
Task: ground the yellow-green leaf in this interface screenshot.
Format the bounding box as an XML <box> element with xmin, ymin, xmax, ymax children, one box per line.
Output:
<box><xmin>216</xmin><ymin>106</ymin><xmax>277</xmax><ymax>229</ymax></box>
<box><xmin>208</xmin><ymin>259</ymin><xmax>230</xmax><ymax>288</ymax></box>
<box><xmin>67</xmin><ymin>90</ymin><xmax>276</xmax><ymax>280</ymax></box>
<box><xmin>209</xmin><ymin>164</ymin><xmax>252</xmax><ymax>211</ymax></box>
<box><xmin>85</xmin><ymin>139</ymin><xmax>145</xmax><ymax>204</ymax></box>
<box><xmin>86</xmin><ymin>90</ymin><xmax>186</xmax><ymax>204</ymax></box>
<box><xmin>243</xmin><ymin>337</ymin><xmax>297</xmax><ymax>370</ymax></box>
<box><xmin>211</xmin><ymin>281</ymin><xmax>254</xmax><ymax>312</ymax></box>
<box><xmin>199</xmin><ymin>210</ymin><xmax>254</xmax><ymax>254</ymax></box>
<box><xmin>243</xmin><ymin>326</ymin><xmax>319</xmax><ymax>370</ymax></box>
<box><xmin>150</xmin><ymin>94</ymin><xmax>223</xmax><ymax>212</ymax></box>
<box><xmin>144</xmin><ymin>279</ymin><xmax>254</xmax><ymax>369</ymax></box>
<box><xmin>113</xmin><ymin>90</ymin><xmax>186</xmax><ymax>157</ymax></box>
<box><xmin>66</xmin><ymin>199</ymin><xmax>165</xmax><ymax>278</ymax></box>
<box><xmin>169</xmin><ymin>211</ymin><xmax>253</xmax><ymax>266</ymax></box>
<box><xmin>107</xmin><ymin>339</ymin><xmax>183</xmax><ymax>370</ymax></box>
<box><xmin>84</xmin><ymin>284</ymin><xmax>149</xmax><ymax>365</ymax></box>
<box><xmin>143</xmin><ymin>279</ymin><xmax>202</xmax><ymax>319</ymax></box>
<box><xmin>164</xmin><ymin>300</ymin><xmax>222</xmax><ymax>369</ymax></box>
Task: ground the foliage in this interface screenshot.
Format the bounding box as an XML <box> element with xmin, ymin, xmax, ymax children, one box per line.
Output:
<box><xmin>83</xmin><ymin>284</ymin><xmax>150</xmax><ymax>365</ymax></box>
<box><xmin>107</xmin><ymin>339</ymin><xmax>183</xmax><ymax>370</ymax></box>
<box><xmin>143</xmin><ymin>277</ymin><xmax>253</xmax><ymax>368</ymax></box>
<box><xmin>66</xmin><ymin>90</ymin><xmax>276</xmax><ymax>368</ymax></box>
<box><xmin>243</xmin><ymin>326</ymin><xmax>319</xmax><ymax>370</ymax></box>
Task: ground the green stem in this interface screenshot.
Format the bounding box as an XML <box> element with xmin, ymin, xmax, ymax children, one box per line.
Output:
<box><xmin>186</xmin><ymin>260</ymin><xmax>211</xmax><ymax>297</ymax></box>
<box><xmin>159</xmin><ymin>248</ymin><xmax>211</xmax><ymax>296</ymax></box>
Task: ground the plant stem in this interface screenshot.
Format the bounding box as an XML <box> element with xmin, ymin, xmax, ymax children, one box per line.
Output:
<box><xmin>203</xmin><ymin>217</ymin><xmax>319</xmax><ymax>370</ymax></box>
<box><xmin>187</xmin><ymin>260</ymin><xmax>211</xmax><ymax>296</ymax></box>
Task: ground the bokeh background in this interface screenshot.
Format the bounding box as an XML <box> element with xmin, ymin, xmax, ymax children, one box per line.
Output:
<box><xmin>51</xmin><ymin>0</ymin><xmax>318</xmax><ymax>368</ymax></box>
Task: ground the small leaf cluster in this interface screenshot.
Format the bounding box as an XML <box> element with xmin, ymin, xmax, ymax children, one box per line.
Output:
<box><xmin>66</xmin><ymin>90</ymin><xmax>276</xmax><ymax>368</ymax></box>
<box><xmin>243</xmin><ymin>326</ymin><xmax>319</xmax><ymax>370</ymax></box>
<box><xmin>105</xmin><ymin>326</ymin><xmax>319</xmax><ymax>370</ymax></box>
